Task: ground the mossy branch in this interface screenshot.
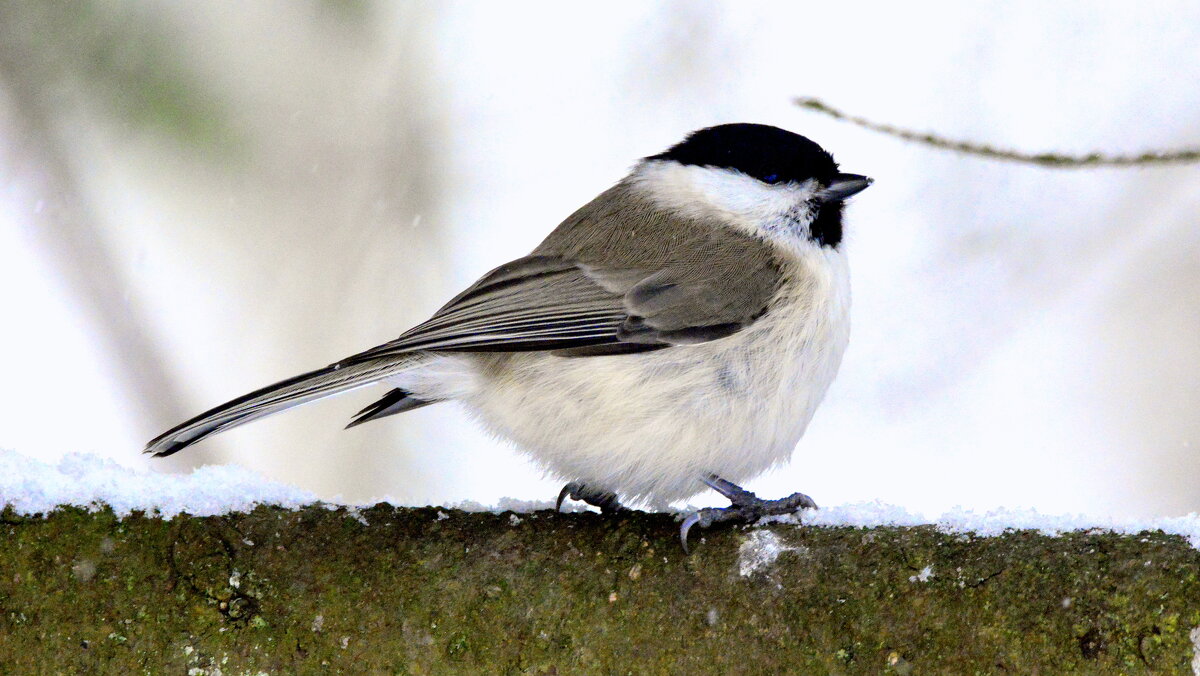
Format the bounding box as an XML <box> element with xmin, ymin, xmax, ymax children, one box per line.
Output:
<box><xmin>795</xmin><ymin>97</ymin><xmax>1200</xmax><ymax>168</ymax></box>
<box><xmin>2</xmin><ymin>504</ymin><xmax>1199</xmax><ymax>674</ymax></box>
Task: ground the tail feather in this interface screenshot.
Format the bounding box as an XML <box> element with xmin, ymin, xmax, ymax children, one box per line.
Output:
<box><xmin>145</xmin><ymin>358</ymin><xmax>412</xmax><ymax>457</ymax></box>
<box><xmin>345</xmin><ymin>388</ymin><xmax>437</xmax><ymax>429</ymax></box>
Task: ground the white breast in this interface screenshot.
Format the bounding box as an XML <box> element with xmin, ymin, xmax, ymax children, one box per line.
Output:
<box><xmin>451</xmin><ymin>248</ymin><xmax>850</xmax><ymax>507</ymax></box>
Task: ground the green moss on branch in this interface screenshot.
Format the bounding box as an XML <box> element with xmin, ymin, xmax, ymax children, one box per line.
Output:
<box><xmin>2</xmin><ymin>505</ymin><xmax>1199</xmax><ymax>674</ymax></box>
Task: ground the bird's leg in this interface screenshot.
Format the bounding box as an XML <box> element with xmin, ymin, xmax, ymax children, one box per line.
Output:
<box><xmin>680</xmin><ymin>474</ymin><xmax>817</xmax><ymax>553</ymax></box>
<box><xmin>556</xmin><ymin>482</ymin><xmax>627</xmax><ymax>514</ymax></box>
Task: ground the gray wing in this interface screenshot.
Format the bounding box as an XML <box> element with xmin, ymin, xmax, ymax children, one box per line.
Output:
<box><xmin>341</xmin><ymin>253</ymin><xmax>775</xmax><ymax>363</ymax></box>
<box><xmin>343</xmin><ymin>182</ymin><xmax>785</xmax><ymax>362</ymax></box>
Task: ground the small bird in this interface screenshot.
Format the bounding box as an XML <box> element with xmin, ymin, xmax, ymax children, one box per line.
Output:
<box><xmin>146</xmin><ymin>123</ymin><xmax>871</xmax><ymax>550</ymax></box>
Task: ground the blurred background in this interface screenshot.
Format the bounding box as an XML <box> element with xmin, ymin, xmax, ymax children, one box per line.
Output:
<box><xmin>1</xmin><ymin>1</ymin><xmax>1198</xmax><ymax>518</ymax></box>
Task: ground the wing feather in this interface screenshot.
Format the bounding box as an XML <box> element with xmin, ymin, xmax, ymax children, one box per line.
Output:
<box><xmin>339</xmin><ymin>249</ymin><xmax>776</xmax><ymax>365</ymax></box>
<box><xmin>338</xmin><ymin>186</ymin><xmax>788</xmax><ymax>364</ymax></box>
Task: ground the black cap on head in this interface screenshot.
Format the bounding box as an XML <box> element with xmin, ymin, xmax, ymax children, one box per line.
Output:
<box><xmin>649</xmin><ymin>123</ymin><xmax>839</xmax><ymax>186</ymax></box>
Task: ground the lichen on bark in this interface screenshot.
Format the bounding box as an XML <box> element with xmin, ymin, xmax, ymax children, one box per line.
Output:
<box><xmin>2</xmin><ymin>504</ymin><xmax>1199</xmax><ymax>674</ymax></box>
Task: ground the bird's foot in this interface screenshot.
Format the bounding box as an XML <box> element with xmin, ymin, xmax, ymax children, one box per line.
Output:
<box><xmin>680</xmin><ymin>475</ymin><xmax>817</xmax><ymax>553</ymax></box>
<box><xmin>556</xmin><ymin>482</ymin><xmax>627</xmax><ymax>514</ymax></box>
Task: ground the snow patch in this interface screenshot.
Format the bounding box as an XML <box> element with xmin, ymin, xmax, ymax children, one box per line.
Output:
<box><xmin>1191</xmin><ymin>625</ymin><xmax>1200</xmax><ymax>676</ymax></box>
<box><xmin>908</xmin><ymin>565</ymin><xmax>934</xmax><ymax>583</ymax></box>
<box><xmin>0</xmin><ymin>449</ymin><xmax>314</xmax><ymax>517</ymax></box>
<box><xmin>799</xmin><ymin>501</ymin><xmax>1200</xmax><ymax>549</ymax></box>
<box><xmin>448</xmin><ymin>497</ymin><xmax>588</xmax><ymax>513</ymax></box>
<box><xmin>0</xmin><ymin>450</ymin><xmax>590</xmax><ymax>517</ymax></box>
<box><xmin>738</xmin><ymin>530</ymin><xmax>801</xmax><ymax>577</ymax></box>
<box><xmin>3</xmin><ymin>449</ymin><xmax>1200</xmax><ymax>555</ymax></box>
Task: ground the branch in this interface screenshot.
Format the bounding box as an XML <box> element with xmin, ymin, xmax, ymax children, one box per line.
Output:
<box><xmin>795</xmin><ymin>97</ymin><xmax>1200</xmax><ymax>168</ymax></box>
<box><xmin>2</xmin><ymin>504</ymin><xmax>1199</xmax><ymax>673</ymax></box>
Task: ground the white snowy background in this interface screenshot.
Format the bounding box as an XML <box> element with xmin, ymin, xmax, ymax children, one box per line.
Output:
<box><xmin>1</xmin><ymin>1</ymin><xmax>1198</xmax><ymax>522</ymax></box>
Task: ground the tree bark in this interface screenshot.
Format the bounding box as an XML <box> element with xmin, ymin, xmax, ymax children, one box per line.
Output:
<box><xmin>2</xmin><ymin>505</ymin><xmax>1198</xmax><ymax>674</ymax></box>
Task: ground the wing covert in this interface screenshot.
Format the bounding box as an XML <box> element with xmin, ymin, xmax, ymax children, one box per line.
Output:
<box><xmin>340</xmin><ymin>251</ymin><xmax>777</xmax><ymax>364</ymax></box>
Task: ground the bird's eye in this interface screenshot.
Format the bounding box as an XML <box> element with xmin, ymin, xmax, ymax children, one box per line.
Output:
<box><xmin>763</xmin><ymin>173</ymin><xmax>780</xmax><ymax>184</ymax></box>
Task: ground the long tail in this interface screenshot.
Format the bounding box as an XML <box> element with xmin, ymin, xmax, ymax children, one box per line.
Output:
<box><xmin>145</xmin><ymin>357</ymin><xmax>417</xmax><ymax>457</ymax></box>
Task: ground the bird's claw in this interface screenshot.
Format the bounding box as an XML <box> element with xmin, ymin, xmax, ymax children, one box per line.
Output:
<box><xmin>555</xmin><ymin>482</ymin><xmax>626</xmax><ymax>513</ymax></box>
<box><xmin>679</xmin><ymin>476</ymin><xmax>818</xmax><ymax>553</ymax></box>
<box><xmin>680</xmin><ymin>511</ymin><xmax>701</xmax><ymax>554</ymax></box>
<box><xmin>555</xmin><ymin>482</ymin><xmax>579</xmax><ymax>512</ymax></box>
<box><xmin>679</xmin><ymin>508</ymin><xmax>723</xmax><ymax>554</ymax></box>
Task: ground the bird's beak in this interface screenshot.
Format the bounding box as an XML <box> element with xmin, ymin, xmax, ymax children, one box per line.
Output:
<box><xmin>819</xmin><ymin>173</ymin><xmax>873</xmax><ymax>202</ymax></box>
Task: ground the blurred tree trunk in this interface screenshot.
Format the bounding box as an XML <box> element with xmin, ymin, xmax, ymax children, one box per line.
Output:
<box><xmin>0</xmin><ymin>5</ymin><xmax>201</xmax><ymax>460</ymax></box>
<box><xmin>0</xmin><ymin>2</ymin><xmax>449</xmax><ymax>490</ymax></box>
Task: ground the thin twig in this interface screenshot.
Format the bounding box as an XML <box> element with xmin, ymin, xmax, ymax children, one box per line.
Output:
<box><xmin>794</xmin><ymin>97</ymin><xmax>1200</xmax><ymax>168</ymax></box>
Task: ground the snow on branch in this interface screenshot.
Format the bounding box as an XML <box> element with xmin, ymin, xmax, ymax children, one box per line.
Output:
<box><xmin>4</xmin><ymin>450</ymin><xmax>1200</xmax><ymax>671</ymax></box>
<box><xmin>3</xmin><ymin>449</ymin><xmax>1200</xmax><ymax>545</ymax></box>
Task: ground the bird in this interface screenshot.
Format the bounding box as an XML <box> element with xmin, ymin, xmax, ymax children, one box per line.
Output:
<box><xmin>146</xmin><ymin>123</ymin><xmax>872</xmax><ymax>551</ymax></box>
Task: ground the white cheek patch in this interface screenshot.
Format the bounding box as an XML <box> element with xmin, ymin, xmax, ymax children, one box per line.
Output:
<box><xmin>628</xmin><ymin>160</ymin><xmax>820</xmax><ymax>242</ymax></box>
